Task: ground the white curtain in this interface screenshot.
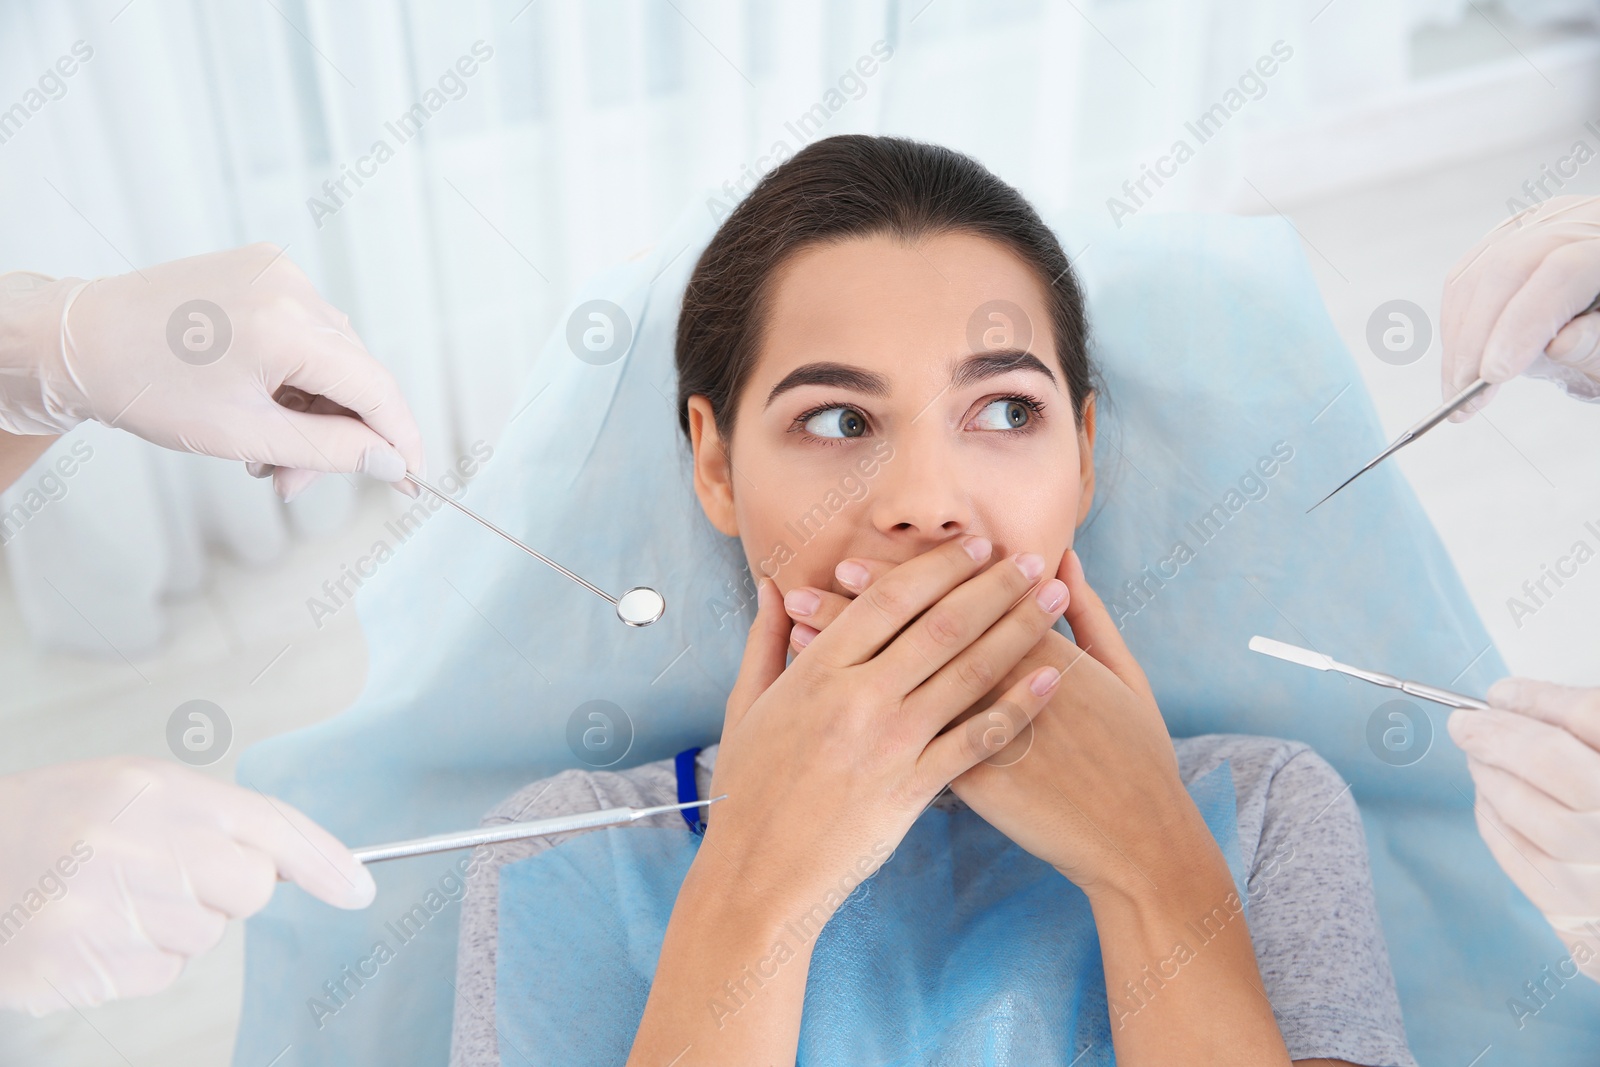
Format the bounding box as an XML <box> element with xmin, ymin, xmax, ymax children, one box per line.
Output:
<box><xmin>1</xmin><ymin>0</ymin><xmax>1593</xmax><ymax>653</ymax></box>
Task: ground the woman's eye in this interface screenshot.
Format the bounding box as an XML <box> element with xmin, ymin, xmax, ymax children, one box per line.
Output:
<box><xmin>972</xmin><ymin>398</ymin><xmax>1032</xmax><ymax>431</ymax></box>
<box><xmin>803</xmin><ymin>406</ymin><xmax>868</xmax><ymax>438</ymax></box>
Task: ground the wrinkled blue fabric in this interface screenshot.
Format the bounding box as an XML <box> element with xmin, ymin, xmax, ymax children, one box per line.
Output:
<box><xmin>495</xmin><ymin>765</ymin><xmax>1247</xmax><ymax>1066</ymax></box>
<box><xmin>231</xmin><ymin>199</ymin><xmax>1600</xmax><ymax>1066</ymax></box>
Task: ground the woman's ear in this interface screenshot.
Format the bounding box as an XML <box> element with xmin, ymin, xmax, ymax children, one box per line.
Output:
<box><xmin>1074</xmin><ymin>391</ymin><xmax>1097</xmax><ymax>526</ymax></box>
<box><xmin>687</xmin><ymin>395</ymin><xmax>740</xmax><ymax>536</ymax></box>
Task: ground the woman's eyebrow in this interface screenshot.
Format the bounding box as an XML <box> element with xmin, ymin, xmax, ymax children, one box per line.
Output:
<box><xmin>764</xmin><ymin>362</ymin><xmax>890</xmax><ymax>408</ymax></box>
<box><xmin>952</xmin><ymin>350</ymin><xmax>1058</xmax><ymax>391</ymax></box>
<box><xmin>764</xmin><ymin>350</ymin><xmax>1057</xmax><ymax>410</ymax></box>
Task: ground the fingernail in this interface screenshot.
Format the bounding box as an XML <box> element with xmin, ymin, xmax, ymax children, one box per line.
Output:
<box><xmin>784</xmin><ymin>588</ymin><xmax>819</xmax><ymax>617</ymax></box>
<box><xmin>1549</xmin><ymin>315</ymin><xmax>1600</xmax><ymax>363</ymax></box>
<box><xmin>360</xmin><ymin>446</ymin><xmax>407</xmax><ymax>483</ymax></box>
<box><xmin>836</xmin><ymin>561</ymin><xmax>870</xmax><ymax>589</ymax></box>
<box><xmin>962</xmin><ymin>535</ymin><xmax>992</xmax><ymax>562</ymax></box>
<box><xmin>1035</xmin><ymin>579</ymin><xmax>1066</xmax><ymax>613</ymax></box>
<box><xmin>344</xmin><ymin>865</ymin><xmax>377</xmax><ymax>908</ymax></box>
<box><xmin>1487</xmin><ymin>677</ymin><xmax>1522</xmax><ymax>710</ymax></box>
<box><xmin>1015</xmin><ymin>552</ymin><xmax>1045</xmax><ymax>581</ymax></box>
<box><xmin>1448</xmin><ymin>710</ymin><xmax>1483</xmax><ymax>747</ymax></box>
<box><xmin>1031</xmin><ymin>666</ymin><xmax>1061</xmax><ymax>696</ymax></box>
<box><xmin>792</xmin><ymin>624</ymin><xmax>816</xmax><ymax>649</ymax></box>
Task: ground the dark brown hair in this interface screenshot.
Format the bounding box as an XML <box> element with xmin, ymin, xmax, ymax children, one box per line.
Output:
<box><xmin>674</xmin><ymin>134</ymin><xmax>1096</xmax><ymax>448</ymax></box>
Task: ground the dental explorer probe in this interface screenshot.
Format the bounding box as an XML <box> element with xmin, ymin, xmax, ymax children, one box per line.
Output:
<box><xmin>1247</xmin><ymin>636</ymin><xmax>1489</xmax><ymax>710</ymax></box>
<box><xmin>352</xmin><ymin>795</ymin><xmax>728</xmax><ymax>864</ymax></box>
<box><xmin>1305</xmin><ymin>379</ymin><xmax>1489</xmax><ymax>514</ymax></box>
<box><xmin>1308</xmin><ymin>290</ymin><xmax>1600</xmax><ymax>513</ymax></box>
<box><xmin>399</xmin><ymin>473</ymin><xmax>665</xmax><ymax>627</ymax></box>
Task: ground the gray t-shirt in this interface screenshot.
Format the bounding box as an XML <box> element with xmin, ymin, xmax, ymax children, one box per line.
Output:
<box><xmin>448</xmin><ymin>734</ymin><xmax>1416</xmax><ymax>1067</ymax></box>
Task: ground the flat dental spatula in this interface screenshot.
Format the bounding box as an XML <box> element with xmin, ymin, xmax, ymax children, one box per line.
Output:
<box><xmin>1248</xmin><ymin>636</ymin><xmax>1489</xmax><ymax>710</ymax></box>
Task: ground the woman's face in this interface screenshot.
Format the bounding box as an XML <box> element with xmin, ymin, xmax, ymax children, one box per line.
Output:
<box><xmin>686</xmin><ymin>230</ymin><xmax>1095</xmax><ymax>602</ymax></box>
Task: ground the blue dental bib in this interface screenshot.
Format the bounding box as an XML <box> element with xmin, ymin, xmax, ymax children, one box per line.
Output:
<box><xmin>493</xmin><ymin>765</ymin><xmax>1247</xmax><ymax>1066</ymax></box>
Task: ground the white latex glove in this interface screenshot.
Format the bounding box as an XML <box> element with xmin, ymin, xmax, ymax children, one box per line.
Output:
<box><xmin>1448</xmin><ymin>679</ymin><xmax>1600</xmax><ymax>982</ymax></box>
<box><xmin>1441</xmin><ymin>194</ymin><xmax>1600</xmax><ymax>420</ymax></box>
<box><xmin>0</xmin><ymin>244</ymin><xmax>424</xmax><ymax>501</ymax></box>
<box><xmin>0</xmin><ymin>757</ymin><xmax>376</xmax><ymax>1016</ymax></box>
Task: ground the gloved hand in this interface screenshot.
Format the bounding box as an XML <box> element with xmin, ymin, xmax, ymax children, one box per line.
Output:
<box><xmin>1441</xmin><ymin>194</ymin><xmax>1600</xmax><ymax>420</ymax></box>
<box><xmin>0</xmin><ymin>244</ymin><xmax>424</xmax><ymax>501</ymax></box>
<box><xmin>1448</xmin><ymin>678</ymin><xmax>1600</xmax><ymax>982</ymax></box>
<box><xmin>0</xmin><ymin>757</ymin><xmax>376</xmax><ymax>1016</ymax></box>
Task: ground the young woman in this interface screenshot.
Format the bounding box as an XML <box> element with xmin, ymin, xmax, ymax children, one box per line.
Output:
<box><xmin>449</xmin><ymin>135</ymin><xmax>1415</xmax><ymax>1067</ymax></box>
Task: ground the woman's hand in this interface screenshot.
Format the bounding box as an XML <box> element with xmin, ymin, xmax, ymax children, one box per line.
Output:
<box><xmin>783</xmin><ymin>548</ymin><xmax>1297</xmax><ymax>1065</ymax></box>
<box><xmin>627</xmin><ymin>535</ymin><xmax>1070</xmax><ymax>1065</ymax></box>
<box><xmin>704</xmin><ymin>534</ymin><xmax>1068</xmax><ymax>908</ymax></box>
<box><xmin>949</xmin><ymin>551</ymin><xmax>1218</xmax><ymax>899</ymax></box>
<box><xmin>785</xmin><ymin>548</ymin><xmax>1211</xmax><ymax>898</ymax></box>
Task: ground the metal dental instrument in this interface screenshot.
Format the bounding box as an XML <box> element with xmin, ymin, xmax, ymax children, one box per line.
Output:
<box><xmin>1309</xmin><ymin>290</ymin><xmax>1600</xmax><ymax>513</ymax></box>
<box><xmin>400</xmin><ymin>473</ymin><xmax>665</xmax><ymax>627</ymax></box>
<box><xmin>1248</xmin><ymin>635</ymin><xmax>1489</xmax><ymax>710</ymax></box>
<box><xmin>352</xmin><ymin>795</ymin><xmax>728</xmax><ymax>864</ymax></box>
<box><xmin>1306</xmin><ymin>378</ymin><xmax>1490</xmax><ymax>513</ymax></box>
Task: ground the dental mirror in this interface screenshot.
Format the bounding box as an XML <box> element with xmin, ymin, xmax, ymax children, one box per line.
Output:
<box><xmin>399</xmin><ymin>474</ymin><xmax>665</xmax><ymax>627</ymax></box>
<box><xmin>615</xmin><ymin>586</ymin><xmax>667</xmax><ymax>627</ymax></box>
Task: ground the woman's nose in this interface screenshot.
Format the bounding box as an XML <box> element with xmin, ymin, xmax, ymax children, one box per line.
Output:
<box><xmin>864</xmin><ymin>435</ymin><xmax>973</xmax><ymax>539</ymax></box>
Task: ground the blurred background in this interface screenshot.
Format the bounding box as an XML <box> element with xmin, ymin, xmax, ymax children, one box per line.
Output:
<box><xmin>2</xmin><ymin>0</ymin><xmax>1598</xmax><ymax>1062</ymax></box>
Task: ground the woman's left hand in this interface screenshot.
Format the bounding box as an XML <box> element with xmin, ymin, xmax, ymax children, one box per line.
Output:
<box><xmin>786</xmin><ymin>548</ymin><xmax>1296</xmax><ymax>1062</ymax></box>
<box><xmin>783</xmin><ymin>548</ymin><xmax>1226</xmax><ymax>898</ymax></box>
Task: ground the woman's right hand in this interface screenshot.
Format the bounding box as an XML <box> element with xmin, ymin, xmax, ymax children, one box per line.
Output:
<box><xmin>703</xmin><ymin>533</ymin><xmax>1069</xmax><ymax>917</ymax></box>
